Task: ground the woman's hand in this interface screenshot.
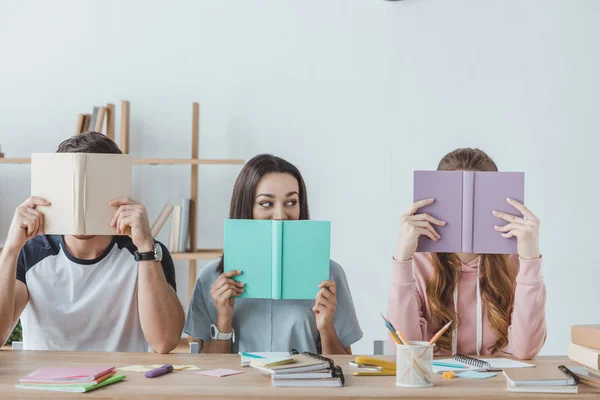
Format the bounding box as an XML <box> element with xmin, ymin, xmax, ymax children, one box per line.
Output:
<box><xmin>493</xmin><ymin>198</ymin><xmax>540</xmax><ymax>260</ymax></box>
<box><xmin>394</xmin><ymin>198</ymin><xmax>446</xmax><ymax>261</ymax></box>
<box><xmin>313</xmin><ymin>280</ymin><xmax>337</xmax><ymax>333</ymax></box>
<box><xmin>210</xmin><ymin>270</ymin><xmax>244</xmax><ymax>330</ymax></box>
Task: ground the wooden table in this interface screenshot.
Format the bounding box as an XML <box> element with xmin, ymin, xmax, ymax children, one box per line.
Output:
<box><xmin>0</xmin><ymin>352</ymin><xmax>598</xmax><ymax>399</ymax></box>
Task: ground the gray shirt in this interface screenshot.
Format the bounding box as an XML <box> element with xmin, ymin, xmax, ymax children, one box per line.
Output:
<box><xmin>184</xmin><ymin>259</ymin><xmax>363</xmax><ymax>353</ymax></box>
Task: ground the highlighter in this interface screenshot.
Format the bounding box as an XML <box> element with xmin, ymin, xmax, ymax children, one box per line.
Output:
<box><xmin>144</xmin><ymin>364</ymin><xmax>173</xmax><ymax>378</ymax></box>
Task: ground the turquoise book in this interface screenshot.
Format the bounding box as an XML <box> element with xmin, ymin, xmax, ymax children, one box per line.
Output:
<box><xmin>224</xmin><ymin>220</ymin><xmax>331</xmax><ymax>300</ymax></box>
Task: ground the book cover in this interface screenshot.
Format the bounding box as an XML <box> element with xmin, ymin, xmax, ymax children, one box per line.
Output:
<box><xmin>224</xmin><ymin>220</ymin><xmax>330</xmax><ymax>300</ymax></box>
<box><xmin>31</xmin><ymin>153</ymin><xmax>131</xmax><ymax>235</ymax></box>
<box><xmin>503</xmin><ymin>366</ymin><xmax>575</xmax><ymax>386</ymax></box>
<box><xmin>506</xmin><ymin>384</ymin><xmax>578</xmax><ymax>394</ymax></box>
<box><xmin>16</xmin><ymin>374</ymin><xmax>125</xmax><ymax>393</ymax></box>
<box><xmin>572</xmin><ymin>325</ymin><xmax>600</xmax><ymax>351</ymax></box>
<box><xmin>178</xmin><ymin>198</ymin><xmax>190</xmax><ymax>253</ymax></box>
<box><xmin>568</xmin><ymin>343</ymin><xmax>600</xmax><ymax>371</ymax></box>
<box><xmin>20</xmin><ymin>366</ymin><xmax>115</xmax><ymax>383</ymax></box>
<box><xmin>151</xmin><ymin>204</ymin><xmax>174</xmax><ymax>238</ymax></box>
<box><xmin>89</xmin><ymin>107</ymin><xmax>98</xmax><ymax>131</ymax></box>
<box><xmin>413</xmin><ymin>171</ymin><xmax>524</xmax><ymax>254</ymax></box>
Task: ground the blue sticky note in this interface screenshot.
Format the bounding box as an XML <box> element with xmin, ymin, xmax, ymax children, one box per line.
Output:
<box><xmin>457</xmin><ymin>371</ymin><xmax>497</xmax><ymax>379</ymax></box>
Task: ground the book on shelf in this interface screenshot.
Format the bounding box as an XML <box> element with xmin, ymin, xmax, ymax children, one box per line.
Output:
<box><xmin>178</xmin><ymin>198</ymin><xmax>191</xmax><ymax>253</ymax></box>
<box><xmin>31</xmin><ymin>153</ymin><xmax>131</xmax><ymax>235</ymax></box>
<box><xmin>572</xmin><ymin>325</ymin><xmax>600</xmax><ymax>351</ymax></box>
<box><xmin>169</xmin><ymin>205</ymin><xmax>182</xmax><ymax>253</ymax></box>
<box><xmin>89</xmin><ymin>107</ymin><xmax>98</xmax><ymax>131</ymax></box>
<box><xmin>413</xmin><ymin>170</ymin><xmax>524</xmax><ymax>254</ymax></box>
<box><xmin>151</xmin><ymin>204</ymin><xmax>174</xmax><ymax>238</ymax></box>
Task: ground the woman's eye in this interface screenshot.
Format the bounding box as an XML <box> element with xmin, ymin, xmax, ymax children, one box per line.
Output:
<box><xmin>286</xmin><ymin>200</ymin><xmax>298</xmax><ymax>207</ymax></box>
<box><xmin>260</xmin><ymin>201</ymin><xmax>273</xmax><ymax>208</ymax></box>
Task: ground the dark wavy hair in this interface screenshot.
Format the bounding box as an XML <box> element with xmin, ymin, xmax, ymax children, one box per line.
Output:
<box><xmin>216</xmin><ymin>154</ymin><xmax>309</xmax><ymax>273</ymax></box>
<box><xmin>56</xmin><ymin>131</ymin><xmax>122</xmax><ymax>154</ymax></box>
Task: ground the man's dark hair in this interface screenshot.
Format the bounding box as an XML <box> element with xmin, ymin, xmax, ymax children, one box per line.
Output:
<box><xmin>56</xmin><ymin>131</ymin><xmax>122</xmax><ymax>154</ymax></box>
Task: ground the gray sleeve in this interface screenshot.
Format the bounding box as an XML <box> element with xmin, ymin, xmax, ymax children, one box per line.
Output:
<box><xmin>183</xmin><ymin>277</ymin><xmax>213</xmax><ymax>343</ymax></box>
<box><xmin>331</xmin><ymin>261</ymin><xmax>363</xmax><ymax>348</ymax></box>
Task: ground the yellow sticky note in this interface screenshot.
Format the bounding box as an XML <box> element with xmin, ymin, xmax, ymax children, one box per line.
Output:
<box><xmin>120</xmin><ymin>365</ymin><xmax>154</xmax><ymax>372</ymax></box>
<box><xmin>149</xmin><ymin>364</ymin><xmax>200</xmax><ymax>371</ymax></box>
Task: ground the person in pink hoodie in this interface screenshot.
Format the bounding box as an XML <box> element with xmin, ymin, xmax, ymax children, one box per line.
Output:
<box><xmin>387</xmin><ymin>148</ymin><xmax>546</xmax><ymax>360</ymax></box>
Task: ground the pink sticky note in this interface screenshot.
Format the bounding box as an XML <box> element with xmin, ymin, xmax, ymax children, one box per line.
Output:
<box><xmin>196</xmin><ymin>369</ymin><xmax>245</xmax><ymax>378</ymax></box>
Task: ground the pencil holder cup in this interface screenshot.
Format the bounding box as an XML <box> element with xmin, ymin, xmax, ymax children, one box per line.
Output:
<box><xmin>395</xmin><ymin>341</ymin><xmax>434</xmax><ymax>388</ymax></box>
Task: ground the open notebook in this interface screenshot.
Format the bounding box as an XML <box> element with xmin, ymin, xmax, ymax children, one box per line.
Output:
<box><xmin>433</xmin><ymin>354</ymin><xmax>535</xmax><ymax>373</ymax></box>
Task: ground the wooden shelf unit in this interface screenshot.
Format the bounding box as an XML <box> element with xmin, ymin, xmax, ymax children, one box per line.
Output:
<box><xmin>0</xmin><ymin>158</ymin><xmax>244</xmax><ymax>165</ymax></box>
<box><xmin>0</xmin><ymin>100</ymin><xmax>242</xmax><ymax>302</ymax></box>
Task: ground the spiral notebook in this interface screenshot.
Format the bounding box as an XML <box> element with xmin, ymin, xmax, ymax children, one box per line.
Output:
<box><xmin>267</xmin><ymin>351</ymin><xmax>345</xmax><ymax>387</ymax></box>
<box><xmin>433</xmin><ymin>354</ymin><xmax>535</xmax><ymax>373</ymax></box>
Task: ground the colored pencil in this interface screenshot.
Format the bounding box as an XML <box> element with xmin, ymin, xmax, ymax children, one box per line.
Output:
<box><xmin>429</xmin><ymin>321</ymin><xmax>453</xmax><ymax>345</ymax></box>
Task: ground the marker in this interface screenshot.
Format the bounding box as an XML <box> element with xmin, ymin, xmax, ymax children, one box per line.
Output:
<box><xmin>144</xmin><ymin>364</ymin><xmax>173</xmax><ymax>378</ymax></box>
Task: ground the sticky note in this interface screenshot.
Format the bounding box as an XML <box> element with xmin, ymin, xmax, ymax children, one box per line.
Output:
<box><xmin>456</xmin><ymin>370</ymin><xmax>497</xmax><ymax>379</ymax></box>
<box><xmin>196</xmin><ymin>369</ymin><xmax>245</xmax><ymax>378</ymax></box>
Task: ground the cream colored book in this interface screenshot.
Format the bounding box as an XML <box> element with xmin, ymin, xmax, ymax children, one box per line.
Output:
<box><xmin>568</xmin><ymin>343</ymin><xmax>600</xmax><ymax>370</ymax></box>
<box><xmin>151</xmin><ymin>204</ymin><xmax>174</xmax><ymax>237</ymax></box>
<box><xmin>169</xmin><ymin>205</ymin><xmax>182</xmax><ymax>253</ymax></box>
<box><xmin>31</xmin><ymin>153</ymin><xmax>132</xmax><ymax>235</ymax></box>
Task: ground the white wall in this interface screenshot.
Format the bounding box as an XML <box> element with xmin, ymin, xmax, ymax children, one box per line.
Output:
<box><xmin>0</xmin><ymin>0</ymin><xmax>598</xmax><ymax>355</ymax></box>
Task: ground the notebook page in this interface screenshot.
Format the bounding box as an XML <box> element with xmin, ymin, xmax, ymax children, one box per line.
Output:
<box><xmin>482</xmin><ymin>358</ymin><xmax>535</xmax><ymax>369</ymax></box>
<box><xmin>433</xmin><ymin>357</ymin><xmax>534</xmax><ymax>373</ymax></box>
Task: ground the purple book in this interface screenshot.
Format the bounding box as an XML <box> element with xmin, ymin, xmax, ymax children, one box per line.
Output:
<box><xmin>413</xmin><ymin>171</ymin><xmax>525</xmax><ymax>254</ymax></box>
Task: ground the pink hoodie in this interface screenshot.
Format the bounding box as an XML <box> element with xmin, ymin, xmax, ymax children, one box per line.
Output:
<box><xmin>387</xmin><ymin>252</ymin><xmax>546</xmax><ymax>360</ymax></box>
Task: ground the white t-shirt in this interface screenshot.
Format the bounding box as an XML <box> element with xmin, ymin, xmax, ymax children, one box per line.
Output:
<box><xmin>16</xmin><ymin>235</ymin><xmax>176</xmax><ymax>352</ymax></box>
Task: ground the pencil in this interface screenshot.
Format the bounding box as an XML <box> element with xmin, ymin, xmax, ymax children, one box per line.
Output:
<box><xmin>380</xmin><ymin>314</ymin><xmax>402</xmax><ymax>344</ymax></box>
<box><xmin>428</xmin><ymin>321</ymin><xmax>453</xmax><ymax>345</ymax></box>
<box><xmin>395</xmin><ymin>329</ymin><xmax>409</xmax><ymax>346</ymax></box>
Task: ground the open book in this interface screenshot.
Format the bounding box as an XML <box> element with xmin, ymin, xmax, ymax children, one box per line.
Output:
<box><xmin>224</xmin><ymin>220</ymin><xmax>330</xmax><ymax>299</ymax></box>
<box><xmin>31</xmin><ymin>153</ymin><xmax>131</xmax><ymax>235</ymax></box>
<box><xmin>413</xmin><ymin>170</ymin><xmax>524</xmax><ymax>254</ymax></box>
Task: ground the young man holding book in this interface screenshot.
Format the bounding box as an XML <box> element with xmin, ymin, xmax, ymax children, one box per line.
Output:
<box><xmin>0</xmin><ymin>132</ymin><xmax>184</xmax><ymax>353</ymax></box>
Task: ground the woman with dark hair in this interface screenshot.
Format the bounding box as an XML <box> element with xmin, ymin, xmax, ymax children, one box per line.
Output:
<box><xmin>184</xmin><ymin>154</ymin><xmax>362</xmax><ymax>354</ymax></box>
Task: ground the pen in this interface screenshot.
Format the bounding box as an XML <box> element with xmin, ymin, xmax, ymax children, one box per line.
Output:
<box><xmin>144</xmin><ymin>364</ymin><xmax>173</xmax><ymax>378</ymax></box>
<box><xmin>240</xmin><ymin>352</ymin><xmax>265</xmax><ymax>359</ymax></box>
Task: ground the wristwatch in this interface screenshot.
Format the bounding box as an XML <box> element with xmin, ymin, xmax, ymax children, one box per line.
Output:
<box><xmin>210</xmin><ymin>324</ymin><xmax>235</xmax><ymax>342</ymax></box>
<box><xmin>134</xmin><ymin>243</ymin><xmax>163</xmax><ymax>262</ymax></box>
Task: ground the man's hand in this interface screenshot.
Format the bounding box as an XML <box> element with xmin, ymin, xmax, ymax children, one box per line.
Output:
<box><xmin>109</xmin><ymin>197</ymin><xmax>154</xmax><ymax>251</ymax></box>
<box><xmin>4</xmin><ymin>197</ymin><xmax>50</xmax><ymax>252</ymax></box>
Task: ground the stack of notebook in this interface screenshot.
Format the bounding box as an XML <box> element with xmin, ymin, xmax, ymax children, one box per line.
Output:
<box><xmin>249</xmin><ymin>352</ymin><xmax>345</xmax><ymax>387</ymax></box>
<box><xmin>568</xmin><ymin>325</ymin><xmax>600</xmax><ymax>386</ymax></box>
<box><xmin>16</xmin><ymin>366</ymin><xmax>125</xmax><ymax>393</ymax></box>
<box><xmin>503</xmin><ymin>367</ymin><xmax>578</xmax><ymax>394</ymax></box>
